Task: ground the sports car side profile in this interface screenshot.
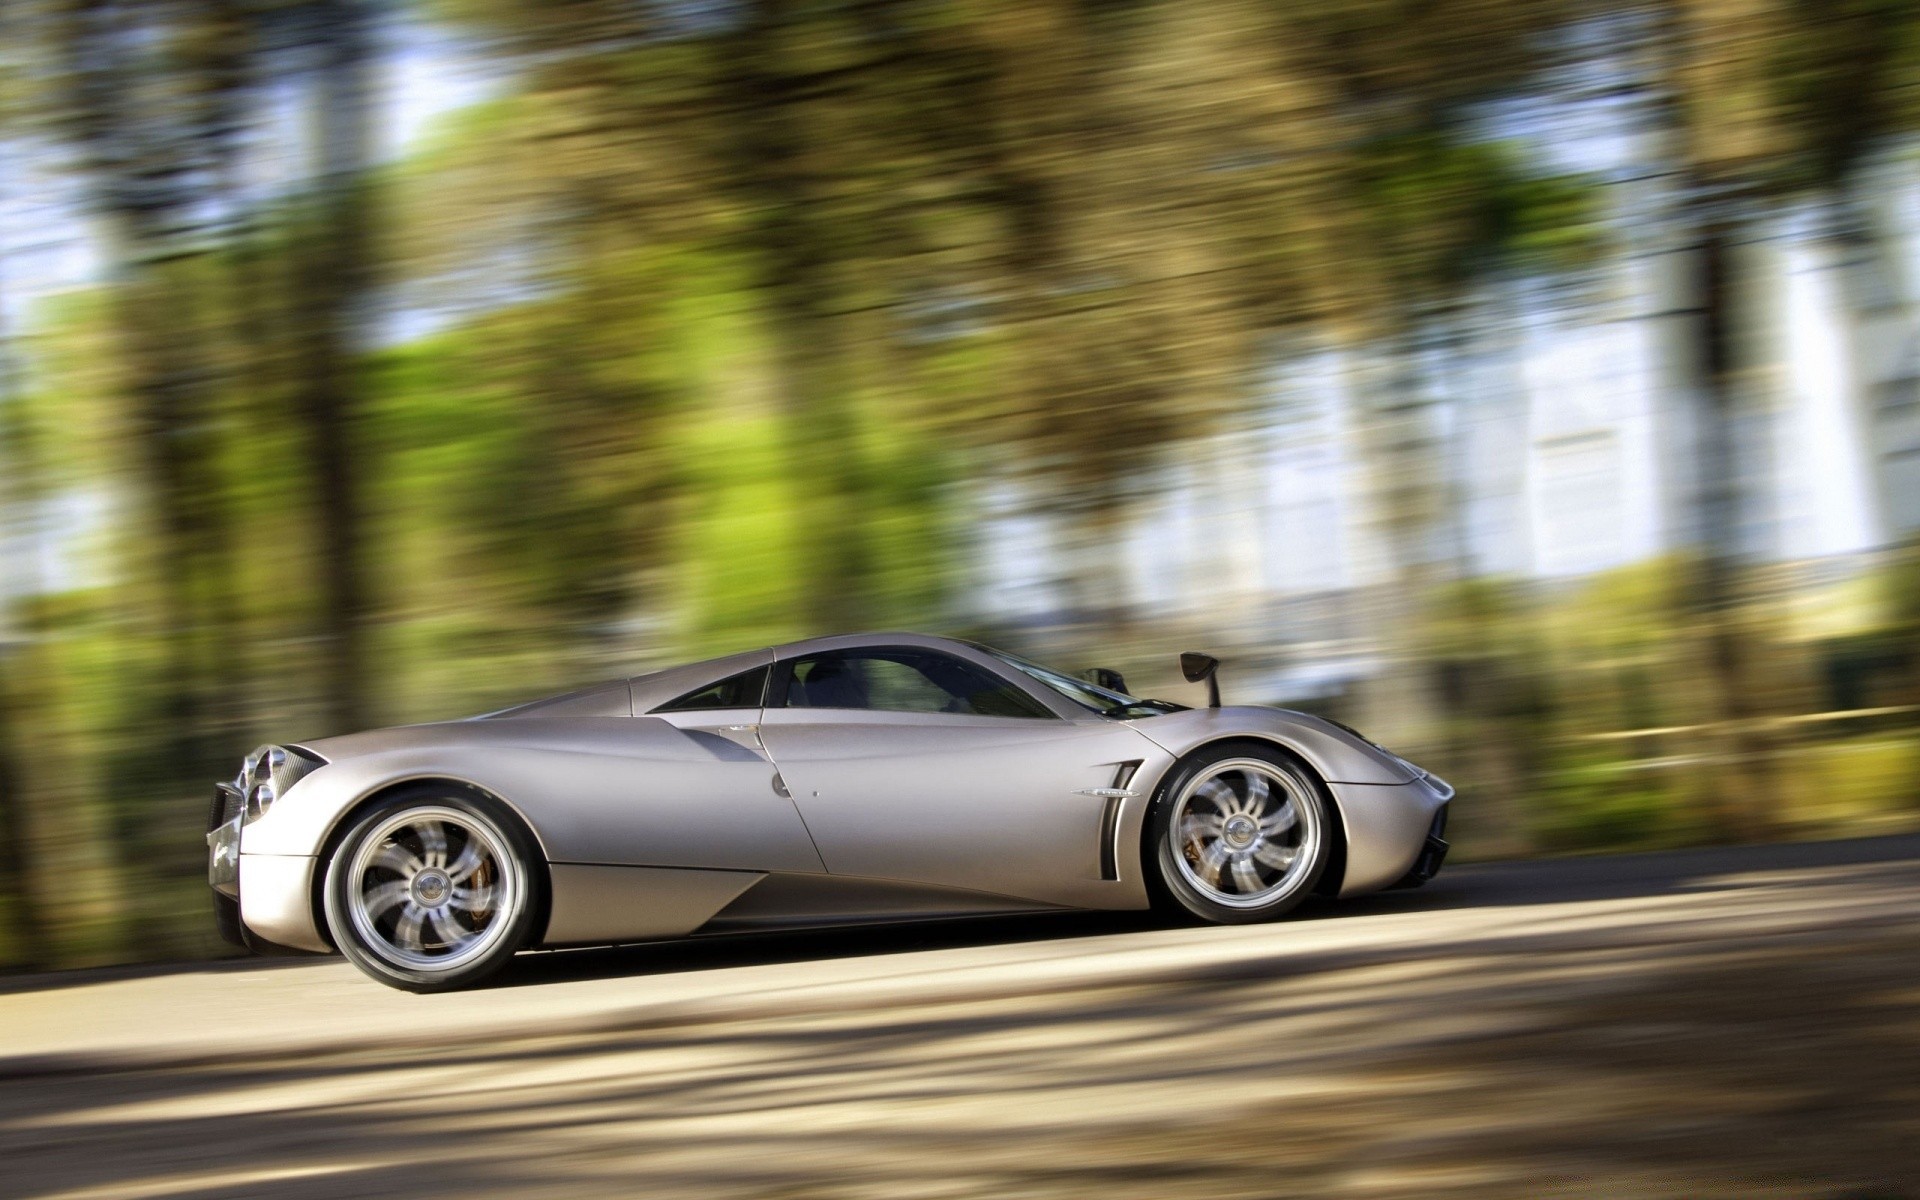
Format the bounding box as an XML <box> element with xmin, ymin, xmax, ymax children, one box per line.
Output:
<box><xmin>208</xmin><ymin>633</ymin><xmax>1452</xmax><ymax>991</ymax></box>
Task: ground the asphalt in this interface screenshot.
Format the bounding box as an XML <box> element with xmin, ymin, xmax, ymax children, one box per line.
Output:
<box><xmin>2</xmin><ymin>833</ymin><xmax>1918</xmax><ymax>1198</ymax></box>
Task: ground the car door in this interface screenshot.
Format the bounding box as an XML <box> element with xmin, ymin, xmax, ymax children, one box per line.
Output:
<box><xmin>618</xmin><ymin>657</ymin><xmax>825</xmax><ymax>874</ymax></box>
<box><xmin>755</xmin><ymin>646</ymin><xmax>1169</xmax><ymax>908</ymax></box>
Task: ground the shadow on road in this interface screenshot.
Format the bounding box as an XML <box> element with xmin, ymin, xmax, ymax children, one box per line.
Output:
<box><xmin>495</xmin><ymin>908</ymin><xmax>1168</xmax><ymax>989</ymax></box>
<box><xmin>5</xmin><ymin>833</ymin><xmax>1916</xmax><ymax>1000</ymax></box>
<box><xmin>494</xmin><ymin>832</ymin><xmax>1920</xmax><ymax>989</ymax></box>
<box><xmin>1</xmin><ymin>833</ymin><xmax>1917</xmax><ymax>1198</ymax></box>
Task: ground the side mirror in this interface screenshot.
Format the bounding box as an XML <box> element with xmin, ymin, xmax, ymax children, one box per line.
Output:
<box><xmin>1082</xmin><ymin>667</ymin><xmax>1127</xmax><ymax>693</ymax></box>
<box><xmin>1180</xmin><ymin>652</ymin><xmax>1221</xmax><ymax>708</ymax></box>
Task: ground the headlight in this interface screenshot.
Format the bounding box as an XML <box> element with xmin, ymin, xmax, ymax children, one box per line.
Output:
<box><xmin>236</xmin><ymin>744</ymin><xmax>325</xmax><ymax>824</ymax></box>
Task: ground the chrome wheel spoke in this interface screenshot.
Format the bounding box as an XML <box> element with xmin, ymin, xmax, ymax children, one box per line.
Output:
<box><xmin>1253</xmin><ymin>842</ymin><xmax>1297</xmax><ymax>871</ymax></box>
<box><xmin>1260</xmin><ymin>801</ymin><xmax>1297</xmax><ymax>835</ymax></box>
<box><xmin>450</xmin><ymin>884</ymin><xmax>494</xmax><ymax>914</ymax></box>
<box><xmin>1194</xmin><ymin>779</ymin><xmax>1236</xmax><ymax>812</ymax></box>
<box><xmin>1240</xmin><ymin>771</ymin><xmax>1269</xmax><ymax>815</ymax></box>
<box><xmin>426</xmin><ymin>906</ymin><xmax>472</xmax><ymax>951</ymax></box>
<box><xmin>393</xmin><ymin>903</ymin><xmax>428</xmax><ymax>951</ymax></box>
<box><xmin>1230</xmin><ymin>856</ymin><xmax>1263</xmax><ymax>893</ymax></box>
<box><xmin>445</xmin><ymin>842</ymin><xmax>486</xmax><ymax>884</ymax></box>
<box><xmin>370</xmin><ymin>843</ymin><xmax>421</xmax><ymax>877</ymax></box>
<box><xmin>1198</xmin><ymin>841</ymin><xmax>1230</xmax><ymax>886</ymax></box>
<box><xmin>362</xmin><ymin>879</ymin><xmax>411</xmax><ymax>920</ymax></box>
<box><xmin>1180</xmin><ymin>814</ymin><xmax>1222</xmax><ymax>847</ymax></box>
<box><xmin>417</xmin><ymin>821</ymin><xmax>449</xmax><ymax>868</ymax></box>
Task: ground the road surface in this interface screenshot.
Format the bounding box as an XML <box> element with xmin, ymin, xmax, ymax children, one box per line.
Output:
<box><xmin>3</xmin><ymin>835</ymin><xmax>1918</xmax><ymax>1199</ymax></box>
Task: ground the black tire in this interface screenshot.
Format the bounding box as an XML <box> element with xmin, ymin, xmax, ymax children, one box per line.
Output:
<box><xmin>1145</xmin><ymin>742</ymin><xmax>1333</xmax><ymax>925</ymax></box>
<box><xmin>323</xmin><ymin>786</ymin><xmax>544</xmax><ymax>993</ymax></box>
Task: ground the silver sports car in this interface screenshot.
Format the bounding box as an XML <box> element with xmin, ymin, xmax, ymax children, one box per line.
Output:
<box><xmin>208</xmin><ymin>633</ymin><xmax>1452</xmax><ymax>991</ymax></box>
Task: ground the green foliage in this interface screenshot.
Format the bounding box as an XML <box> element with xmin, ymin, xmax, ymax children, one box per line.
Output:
<box><xmin>1532</xmin><ymin>752</ymin><xmax>1699</xmax><ymax>852</ymax></box>
<box><xmin>1350</xmin><ymin>132</ymin><xmax>1607</xmax><ymax>310</ymax></box>
<box><xmin>1670</xmin><ymin>0</ymin><xmax>1920</xmax><ymax>194</ymax></box>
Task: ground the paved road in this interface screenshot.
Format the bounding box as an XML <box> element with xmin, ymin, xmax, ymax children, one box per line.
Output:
<box><xmin>3</xmin><ymin>835</ymin><xmax>1918</xmax><ymax>1199</ymax></box>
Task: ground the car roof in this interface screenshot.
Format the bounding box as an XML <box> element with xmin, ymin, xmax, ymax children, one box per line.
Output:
<box><xmin>764</xmin><ymin>631</ymin><xmax>974</xmax><ymax>658</ymax></box>
<box><xmin>622</xmin><ymin>632</ymin><xmax>1078</xmax><ymax>717</ymax></box>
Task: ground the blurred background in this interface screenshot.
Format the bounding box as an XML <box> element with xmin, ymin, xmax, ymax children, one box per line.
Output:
<box><xmin>1</xmin><ymin>0</ymin><xmax>1918</xmax><ymax>970</ymax></box>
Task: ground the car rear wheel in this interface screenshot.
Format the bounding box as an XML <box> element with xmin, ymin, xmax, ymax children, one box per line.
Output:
<box><xmin>1148</xmin><ymin>744</ymin><xmax>1331</xmax><ymax>924</ymax></box>
<box><xmin>323</xmin><ymin>789</ymin><xmax>542</xmax><ymax>992</ymax></box>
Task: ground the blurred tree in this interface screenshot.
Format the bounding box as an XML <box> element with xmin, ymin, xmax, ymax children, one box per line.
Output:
<box><xmin>286</xmin><ymin>0</ymin><xmax>378</xmax><ymax>733</ymax></box>
<box><xmin>1333</xmin><ymin>135</ymin><xmax>1603</xmax><ymax>751</ymax></box>
<box><xmin>1640</xmin><ymin>0</ymin><xmax>1920</xmax><ymax>835</ymax></box>
<box><xmin>419</xmin><ymin>1</ymin><xmax>1607</xmax><ymax>646</ymax></box>
<box><xmin>888</xmin><ymin>1</ymin><xmax>1606</xmax><ymax>649</ymax></box>
<box><xmin>0</xmin><ymin>0</ymin><xmax>1913</xmax><ymax>969</ymax></box>
<box><xmin>1148</xmin><ymin>1</ymin><xmax>1603</xmax><ymax>749</ymax></box>
<box><xmin>1424</xmin><ymin>576</ymin><xmax>1558</xmax><ymax>857</ymax></box>
<box><xmin>20</xmin><ymin>0</ymin><xmax>383</xmax><ymax>941</ymax></box>
<box><xmin>41</xmin><ymin>0</ymin><xmax>276</xmax><ymax>870</ymax></box>
<box><xmin>0</xmin><ymin>159</ymin><xmax>56</xmax><ymax>968</ymax></box>
<box><xmin>364</xmin><ymin>259</ymin><xmax>691</xmax><ymax>692</ymax></box>
<box><xmin>423</xmin><ymin>0</ymin><xmax>981</xmax><ymax>632</ymax></box>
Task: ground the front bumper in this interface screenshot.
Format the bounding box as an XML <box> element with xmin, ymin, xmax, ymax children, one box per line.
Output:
<box><xmin>1327</xmin><ymin>770</ymin><xmax>1454</xmax><ymax>897</ymax></box>
<box><xmin>205</xmin><ymin>782</ymin><xmax>328</xmax><ymax>953</ymax></box>
<box><xmin>1391</xmin><ymin>802</ymin><xmax>1450</xmax><ymax>888</ymax></box>
<box><xmin>207</xmin><ymin>784</ymin><xmax>246</xmax><ymax>948</ymax></box>
<box><xmin>237</xmin><ymin>853</ymin><xmax>327</xmax><ymax>952</ymax></box>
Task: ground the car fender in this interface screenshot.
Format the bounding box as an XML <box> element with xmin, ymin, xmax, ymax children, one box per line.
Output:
<box><xmin>1126</xmin><ymin>706</ymin><xmax>1437</xmax><ymax>897</ymax></box>
<box><xmin>240</xmin><ymin>717</ymin><xmax>825</xmax><ymax>876</ymax></box>
<box><xmin>1127</xmin><ymin>707</ymin><xmax>1416</xmax><ymax>785</ymax></box>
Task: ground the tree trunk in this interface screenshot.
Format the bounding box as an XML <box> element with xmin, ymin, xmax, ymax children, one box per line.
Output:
<box><xmin>1690</xmin><ymin>216</ymin><xmax>1782</xmax><ymax>838</ymax></box>
<box><xmin>289</xmin><ymin>0</ymin><xmax>376</xmax><ymax>733</ymax></box>
<box><xmin>723</xmin><ymin>3</ymin><xmax>873</xmax><ymax>634</ymax></box>
<box><xmin>201</xmin><ymin>0</ymin><xmax>271</xmax><ymax>749</ymax></box>
<box><xmin>0</xmin><ymin>226</ymin><xmax>54</xmax><ymax>969</ymax></box>
<box><xmin>1352</xmin><ymin>337</ymin><xmax>1444</xmax><ymax>752</ymax></box>
<box><xmin>107</xmin><ymin>268</ymin><xmax>230</xmax><ymax>817</ymax></box>
<box><xmin>0</xmin><ymin>653</ymin><xmax>53</xmax><ymax>969</ymax></box>
<box><xmin>760</xmin><ymin>262</ymin><xmax>873</xmax><ymax>633</ymax></box>
<box><xmin>53</xmin><ymin>0</ymin><xmax>264</xmax><ymax>927</ymax></box>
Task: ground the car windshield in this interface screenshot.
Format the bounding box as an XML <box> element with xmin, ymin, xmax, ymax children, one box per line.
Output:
<box><xmin>980</xmin><ymin>647</ymin><xmax>1185</xmax><ymax>719</ymax></box>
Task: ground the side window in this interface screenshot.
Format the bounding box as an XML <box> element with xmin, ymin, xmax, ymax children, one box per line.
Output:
<box><xmin>656</xmin><ymin>665</ymin><xmax>769</xmax><ymax>712</ymax></box>
<box><xmin>782</xmin><ymin>650</ymin><xmax>1052</xmax><ymax>718</ymax></box>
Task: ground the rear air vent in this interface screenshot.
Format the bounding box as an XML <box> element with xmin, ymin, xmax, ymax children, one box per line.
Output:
<box><xmin>1098</xmin><ymin>761</ymin><xmax>1143</xmax><ymax>881</ymax></box>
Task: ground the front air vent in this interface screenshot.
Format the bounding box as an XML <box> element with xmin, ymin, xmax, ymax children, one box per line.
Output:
<box><xmin>207</xmin><ymin>782</ymin><xmax>244</xmax><ymax>832</ymax></box>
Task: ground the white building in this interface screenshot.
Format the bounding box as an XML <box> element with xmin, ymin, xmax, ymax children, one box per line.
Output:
<box><xmin>971</xmin><ymin>201</ymin><xmax>1911</xmax><ymax>638</ymax></box>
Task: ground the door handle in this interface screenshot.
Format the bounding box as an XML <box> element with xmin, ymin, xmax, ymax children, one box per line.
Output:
<box><xmin>723</xmin><ymin>724</ymin><xmax>756</xmax><ymax>732</ymax></box>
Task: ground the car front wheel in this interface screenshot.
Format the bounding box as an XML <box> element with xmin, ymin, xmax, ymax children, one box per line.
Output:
<box><xmin>1148</xmin><ymin>744</ymin><xmax>1332</xmax><ymax>924</ymax></box>
<box><xmin>323</xmin><ymin>788</ymin><xmax>542</xmax><ymax>992</ymax></box>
